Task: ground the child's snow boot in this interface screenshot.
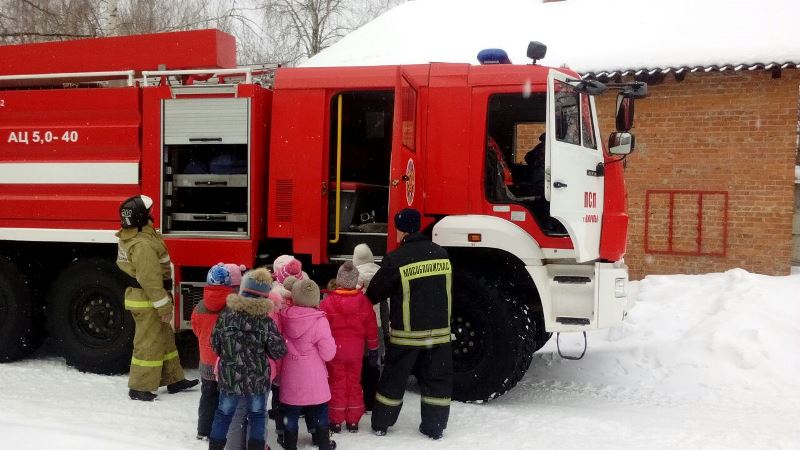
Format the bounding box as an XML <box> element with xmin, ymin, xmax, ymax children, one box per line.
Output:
<box><xmin>346</xmin><ymin>422</ymin><xmax>358</xmax><ymax>433</ymax></box>
<box><xmin>282</xmin><ymin>431</ymin><xmax>298</xmax><ymax>450</ymax></box>
<box><xmin>247</xmin><ymin>438</ymin><xmax>266</xmax><ymax>450</ymax></box>
<box><xmin>276</xmin><ymin>430</ymin><xmax>285</xmax><ymax>449</ymax></box>
<box><xmin>329</xmin><ymin>423</ymin><xmax>341</xmax><ymax>433</ymax></box>
<box><xmin>313</xmin><ymin>427</ymin><xmax>337</xmax><ymax>449</ymax></box>
<box><xmin>128</xmin><ymin>389</ymin><xmax>157</xmax><ymax>401</ymax></box>
<box><xmin>208</xmin><ymin>438</ymin><xmax>226</xmax><ymax>450</ymax></box>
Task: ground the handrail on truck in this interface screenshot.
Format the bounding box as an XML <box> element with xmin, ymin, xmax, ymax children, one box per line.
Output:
<box><xmin>0</xmin><ymin>70</ymin><xmax>136</xmax><ymax>86</ymax></box>
<box><xmin>141</xmin><ymin>68</ymin><xmax>253</xmax><ymax>86</ymax></box>
<box><xmin>329</xmin><ymin>94</ymin><xmax>344</xmax><ymax>244</ymax></box>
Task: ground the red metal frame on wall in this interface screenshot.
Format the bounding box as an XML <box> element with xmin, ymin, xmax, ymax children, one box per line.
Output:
<box><xmin>644</xmin><ymin>190</ymin><xmax>729</xmax><ymax>257</ymax></box>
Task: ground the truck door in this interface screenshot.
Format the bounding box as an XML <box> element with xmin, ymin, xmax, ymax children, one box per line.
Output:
<box><xmin>546</xmin><ymin>70</ymin><xmax>603</xmax><ymax>262</ymax></box>
<box><xmin>386</xmin><ymin>75</ymin><xmax>421</xmax><ymax>252</ymax></box>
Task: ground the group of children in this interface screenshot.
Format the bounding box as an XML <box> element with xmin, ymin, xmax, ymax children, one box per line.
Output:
<box><xmin>191</xmin><ymin>244</ymin><xmax>384</xmax><ymax>450</ymax></box>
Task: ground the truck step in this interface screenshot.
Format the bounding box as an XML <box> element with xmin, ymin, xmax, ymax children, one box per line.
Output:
<box><xmin>553</xmin><ymin>276</ymin><xmax>592</xmax><ymax>284</ymax></box>
<box><xmin>555</xmin><ymin>317</ymin><xmax>591</xmax><ymax>325</ymax></box>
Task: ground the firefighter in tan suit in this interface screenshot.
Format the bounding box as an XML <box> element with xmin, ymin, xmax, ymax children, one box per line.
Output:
<box><xmin>116</xmin><ymin>195</ymin><xmax>198</xmax><ymax>401</ymax></box>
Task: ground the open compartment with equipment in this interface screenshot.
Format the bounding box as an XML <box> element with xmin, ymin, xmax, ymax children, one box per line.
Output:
<box><xmin>161</xmin><ymin>97</ymin><xmax>250</xmax><ymax>237</ymax></box>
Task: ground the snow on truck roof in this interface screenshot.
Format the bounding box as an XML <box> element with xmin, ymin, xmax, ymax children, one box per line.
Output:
<box><xmin>303</xmin><ymin>0</ymin><xmax>800</xmax><ymax>77</ymax></box>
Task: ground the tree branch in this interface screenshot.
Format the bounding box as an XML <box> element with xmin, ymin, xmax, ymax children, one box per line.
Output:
<box><xmin>0</xmin><ymin>32</ymin><xmax>95</xmax><ymax>39</ymax></box>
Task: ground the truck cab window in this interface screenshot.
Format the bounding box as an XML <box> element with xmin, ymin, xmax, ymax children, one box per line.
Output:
<box><xmin>580</xmin><ymin>94</ymin><xmax>597</xmax><ymax>149</ymax></box>
<box><xmin>485</xmin><ymin>92</ymin><xmax>566</xmax><ymax>236</ymax></box>
<box><xmin>554</xmin><ymin>80</ymin><xmax>580</xmax><ymax>145</ymax></box>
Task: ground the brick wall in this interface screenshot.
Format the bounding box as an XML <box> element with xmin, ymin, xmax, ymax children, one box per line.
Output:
<box><xmin>594</xmin><ymin>70</ymin><xmax>799</xmax><ymax>279</ymax></box>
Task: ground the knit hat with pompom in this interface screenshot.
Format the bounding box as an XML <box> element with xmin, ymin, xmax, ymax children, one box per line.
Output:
<box><xmin>223</xmin><ymin>263</ymin><xmax>247</xmax><ymax>287</ymax></box>
<box><xmin>336</xmin><ymin>261</ymin><xmax>359</xmax><ymax>290</ymax></box>
<box><xmin>352</xmin><ymin>243</ymin><xmax>375</xmax><ymax>267</ymax></box>
<box><xmin>239</xmin><ymin>267</ymin><xmax>274</xmax><ymax>298</ymax></box>
<box><xmin>291</xmin><ymin>278</ymin><xmax>320</xmax><ymax>308</ymax></box>
<box><xmin>206</xmin><ymin>263</ymin><xmax>231</xmax><ymax>286</ymax></box>
<box><xmin>273</xmin><ymin>255</ymin><xmax>304</xmax><ymax>283</ymax></box>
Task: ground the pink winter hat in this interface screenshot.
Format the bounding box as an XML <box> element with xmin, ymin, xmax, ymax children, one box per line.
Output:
<box><xmin>224</xmin><ymin>263</ymin><xmax>247</xmax><ymax>287</ymax></box>
<box><xmin>273</xmin><ymin>255</ymin><xmax>304</xmax><ymax>283</ymax></box>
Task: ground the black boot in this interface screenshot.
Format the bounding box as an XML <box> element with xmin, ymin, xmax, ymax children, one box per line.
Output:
<box><xmin>346</xmin><ymin>422</ymin><xmax>359</xmax><ymax>433</ymax></box>
<box><xmin>128</xmin><ymin>389</ymin><xmax>157</xmax><ymax>401</ymax></box>
<box><xmin>208</xmin><ymin>438</ymin><xmax>226</xmax><ymax>450</ymax></box>
<box><xmin>247</xmin><ymin>438</ymin><xmax>266</xmax><ymax>450</ymax></box>
<box><xmin>167</xmin><ymin>378</ymin><xmax>199</xmax><ymax>394</ymax></box>
<box><xmin>283</xmin><ymin>431</ymin><xmax>298</xmax><ymax>450</ymax></box>
<box><xmin>419</xmin><ymin>424</ymin><xmax>443</xmax><ymax>440</ymax></box>
<box><xmin>276</xmin><ymin>431</ymin><xmax>285</xmax><ymax>449</ymax></box>
<box><xmin>314</xmin><ymin>427</ymin><xmax>337</xmax><ymax>450</ymax></box>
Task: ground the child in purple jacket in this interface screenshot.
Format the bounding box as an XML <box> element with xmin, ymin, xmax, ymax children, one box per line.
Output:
<box><xmin>278</xmin><ymin>278</ymin><xmax>337</xmax><ymax>450</ymax></box>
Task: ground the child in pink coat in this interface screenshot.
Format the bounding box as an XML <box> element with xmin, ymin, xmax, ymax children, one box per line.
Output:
<box><xmin>320</xmin><ymin>261</ymin><xmax>379</xmax><ymax>433</ymax></box>
<box><xmin>279</xmin><ymin>278</ymin><xmax>337</xmax><ymax>450</ymax></box>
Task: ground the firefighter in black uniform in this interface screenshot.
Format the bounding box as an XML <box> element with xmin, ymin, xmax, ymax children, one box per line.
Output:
<box><xmin>365</xmin><ymin>208</ymin><xmax>453</xmax><ymax>440</ymax></box>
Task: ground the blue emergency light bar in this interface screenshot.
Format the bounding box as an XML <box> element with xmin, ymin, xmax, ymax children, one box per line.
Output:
<box><xmin>477</xmin><ymin>48</ymin><xmax>512</xmax><ymax>65</ymax></box>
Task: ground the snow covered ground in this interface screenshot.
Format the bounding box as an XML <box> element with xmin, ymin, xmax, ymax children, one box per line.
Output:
<box><xmin>2</xmin><ymin>269</ymin><xmax>799</xmax><ymax>449</ymax></box>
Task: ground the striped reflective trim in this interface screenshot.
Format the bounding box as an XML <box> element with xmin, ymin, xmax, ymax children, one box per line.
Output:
<box><xmin>421</xmin><ymin>396</ymin><xmax>451</xmax><ymax>407</ymax></box>
<box><xmin>125</xmin><ymin>299</ymin><xmax>152</xmax><ymax>309</ymax></box>
<box><xmin>0</xmin><ymin>162</ymin><xmax>138</xmax><ymax>184</ymax></box>
<box><xmin>131</xmin><ymin>356</ymin><xmax>163</xmax><ymax>367</ymax></box>
<box><xmin>131</xmin><ymin>350</ymin><xmax>179</xmax><ymax>368</ymax></box>
<box><xmin>398</xmin><ymin>259</ymin><xmax>452</xmax><ymax>332</ymax></box>
<box><xmin>375</xmin><ymin>393</ymin><xmax>403</xmax><ymax>407</ymax></box>
<box><xmin>390</xmin><ymin>327</ymin><xmax>450</xmax><ymax>339</ymax></box>
<box><xmin>152</xmin><ymin>296</ymin><xmax>171</xmax><ymax>308</ymax></box>
<box><xmin>389</xmin><ymin>335</ymin><xmax>451</xmax><ymax>347</ymax></box>
<box><xmin>401</xmin><ymin>275</ymin><xmax>411</xmax><ymax>331</ymax></box>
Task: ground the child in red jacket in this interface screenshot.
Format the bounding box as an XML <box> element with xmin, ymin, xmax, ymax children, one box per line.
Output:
<box><xmin>191</xmin><ymin>263</ymin><xmax>234</xmax><ymax>440</ymax></box>
<box><xmin>321</xmin><ymin>261</ymin><xmax>379</xmax><ymax>433</ymax></box>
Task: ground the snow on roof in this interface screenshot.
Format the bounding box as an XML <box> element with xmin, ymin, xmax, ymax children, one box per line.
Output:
<box><xmin>303</xmin><ymin>0</ymin><xmax>800</xmax><ymax>76</ymax></box>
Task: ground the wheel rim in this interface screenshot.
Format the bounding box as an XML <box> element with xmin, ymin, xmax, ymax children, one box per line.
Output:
<box><xmin>70</xmin><ymin>287</ymin><xmax>123</xmax><ymax>345</ymax></box>
<box><xmin>451</xmin><ymin>307</ymin><xmax>488</xmax><ymax>373</ymax></box>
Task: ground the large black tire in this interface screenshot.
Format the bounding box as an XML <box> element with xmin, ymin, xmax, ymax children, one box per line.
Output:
<box><xmin>451</xmin><ymin>270</ymin><xmax>543</xmax><ymax>402</ymax></box>
<box><xmin>0</xmin><ymin>257</ymin><xmax>41</xmax><ymax>361</ymax></box>
<box><xmin>48</xmin><ymin>259</ymin><xmax>134</xmax><ymax>374</ymax></box>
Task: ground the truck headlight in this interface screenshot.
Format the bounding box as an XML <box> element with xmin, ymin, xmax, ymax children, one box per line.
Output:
<box><xmin>614</xmin><ymin>278</ymin><xmax>626</xmax><ymax>298</ymax></box>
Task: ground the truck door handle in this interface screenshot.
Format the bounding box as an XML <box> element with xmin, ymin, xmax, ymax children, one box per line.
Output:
<box><xmin>391</xmin><ymin>174</ymin><xmax>410</xmax><ymax>187</ymax></box>
<box><xmin>553</xmin><ymin>181</ymin><xmax>568</xmax><ymax>189</ymax></box>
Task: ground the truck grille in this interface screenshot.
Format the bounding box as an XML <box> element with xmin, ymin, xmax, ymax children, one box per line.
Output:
<box><xmin>179</xmin><ymin>282</ymin><xmax>205</xmax><ymax>328</ymax></box>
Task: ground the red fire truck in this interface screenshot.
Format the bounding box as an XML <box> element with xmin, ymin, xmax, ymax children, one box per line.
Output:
<box><xmin>0</xmin><ymin>30</ymin><xmax>644</xmax><ymax>401</ymax></box>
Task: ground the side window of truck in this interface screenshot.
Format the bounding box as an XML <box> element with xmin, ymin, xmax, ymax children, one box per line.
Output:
<box><xmin>580</xmin><ymin>94</ymin><xmax>597</xmax><ymax>149</ymax></box>
<box><xmin>554</xmin><ymin>80</ymin><xmax>580</xmax><ymax>146</ymax></box>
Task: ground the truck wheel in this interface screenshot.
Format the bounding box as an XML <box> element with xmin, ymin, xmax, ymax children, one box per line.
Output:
<box><xmin>0</xmin><ymin>257</ymin><xmax>40</xmax><ymax>361</ymax></box>
<box><xmin>48</xmin><ymin>259</ymin><xmax>134</xmax><ymax>374</ymax></box>
<box><xmin>451</xmin><ymin>270</ymin><xmax>540</xmax><ymax>402</ymax></box>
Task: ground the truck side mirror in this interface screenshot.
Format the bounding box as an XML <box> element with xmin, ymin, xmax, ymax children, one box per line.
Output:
<box><xmin>615</xmin><ymin>94</ymin><xmax>635</xmax><ymax>132</ymax></box>
<box><xmin>608</xmin><ymin>132</ymin><xmax>634</xmax><ymax>155</ymax></box>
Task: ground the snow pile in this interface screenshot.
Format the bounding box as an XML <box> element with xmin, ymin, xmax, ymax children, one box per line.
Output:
<box><xmin>536</xmin><ymin>269</ymin><xmax>800</xmax><ymax>398</ymax></box>
<box><xmin>1</xmin><ymin>269</ymin><xmax>799</xmax><ymax>449</ymax></box>
<box><xmin>303</xmin><ymin>0</ymin><xmax>800</xmax><ymax>73</ymax></box>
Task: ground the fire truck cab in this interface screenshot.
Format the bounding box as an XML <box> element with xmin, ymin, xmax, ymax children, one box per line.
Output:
<box><xmin>0</xmin><ymin>31</ymin><xmax>643</xmax><ymax>401</ymax></box>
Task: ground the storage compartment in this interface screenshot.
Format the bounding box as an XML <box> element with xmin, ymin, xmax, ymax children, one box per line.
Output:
<box><xmin>164</xmin><ymin>98</ymin><xmax>248</xmax><ymax>145</ymax></box>
<box><xmin>161</xmin><ymin>98</ymin><xmax>250</xmax><ymax>237</ymax></box>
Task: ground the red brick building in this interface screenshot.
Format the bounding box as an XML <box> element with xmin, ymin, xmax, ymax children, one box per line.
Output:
<box><xmin>588</xmin><ymin>69</ymin><xmax>799</xmax><ymax>279</ymax></box>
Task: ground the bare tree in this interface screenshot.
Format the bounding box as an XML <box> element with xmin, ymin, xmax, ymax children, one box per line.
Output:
<box><xmin>0</xmin><ymin>0</ymin><xmax>105</xmax><ymax>43</ymax></box>
<box><xmin>249</xmin><ymin>0</ymin><xmax>404</xmax><ymax>65</ymax></box>
<box><xmin>0</xmin><ymin>0</ymin><xmax>407</xmax><ymax>66</ymax></box>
